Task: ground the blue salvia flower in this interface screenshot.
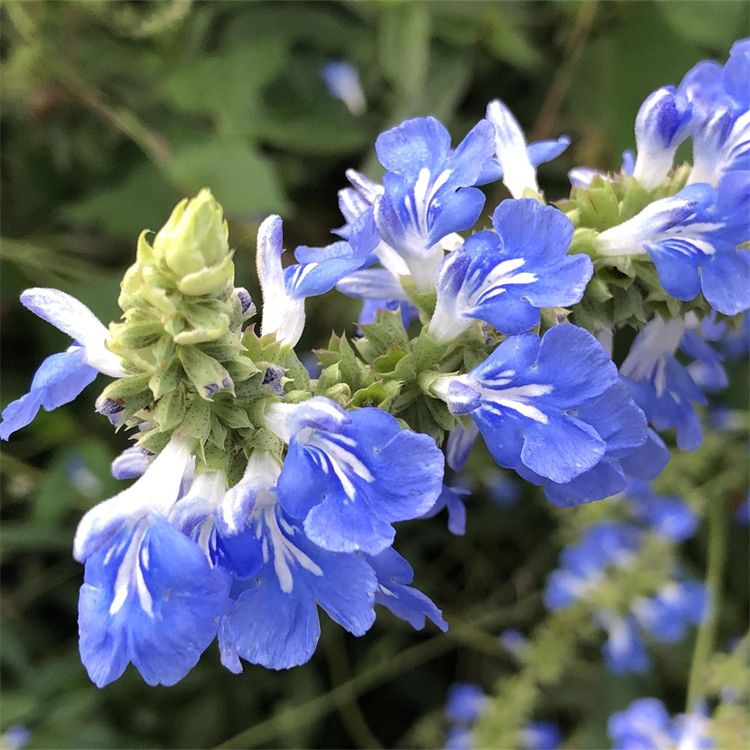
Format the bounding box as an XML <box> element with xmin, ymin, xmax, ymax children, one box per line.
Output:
<box><xmin>321</xmin><ymin>61</ymin><xmax>366</xmax><ymax>116</ymax></box>
<box><xmin>1</xmin><ymin>726</ymin><xmax>31</xmax><ymax>750</ymax></box>
<box><xmin>482</xmin><ymin>99</ymin><xmax>570</xmax><ymax>198</ymax></box>
<box><xmin>600</xmin><ymin>613</ymin><xmax>650</xmax><ymax>674</ymax></box>
<box><xmin>433</xmin><ymin>325</ymin><xmax>650</xmax><ymax>498</ymax></box>
<box><xmin>446</xmin><ymin>422</ymin><xmax>479</xmax><ymax>473</ymax></box>
<box><xmin>620</xmin><ymin>316</ymin><xmax>726</xmax><ymax>451</ymax></box>
<box><xmin>608</xmin><ymin>698</ymin><xmax>714</xmax><ymax>750</ymax></box>
<box><xmin>357</xmin><ymin>297</ymin><xmax>419</xmax><ymax>330</ymax></box>
<box><xmin>428</xmin><ymin>199</ymin><xmax>592</xmax><ymax>343</ymax></box>
<box><xmin>596</xmin><ymin>172</ymin><xmax>750</xmax><ymax>315</ymax></box>
<box><xmin>217</xmin><ymin>451</ymin><xmax>378</xmax><ymax>671</ymax></box>
<box><xmin>681</xmin><ymin>39</ymin><xmax>750</xmax><ymax>186</ymax></box>
<box><xmin>373</xmin><ymin>115</ymin><xmax>496</xmax><ymax>291</ymax></box>
<box><xmin>631</xmin><ymin>86</ymin><xmax>701</xmax><ymax>190</ymax></box>
<box><xmin>625</xmin><ymin>480</ymin><xmax>698</xmax><ymax>542</ymax></box>
<box><xmin>443</xmin><ymin>682</ymin><xmax>562</xmax><ymax>750</ymax></box>
<box><xmin>544</xmin><ymin>522</ymin><xmax>642</xmax><ymax>610</ymax></box>
<box><xmin>75</xmin><ymin>436</ymin><xmax>233</xmax><ymax>687</ymax></box>
<box><xmin>264</xmin><ymin>397</ymin><xmax>444</xmax><ymax>554</ymax></box>
<box><xmin>0</xmin><ymin>288</ymin><xmax>125</xmax><ymax>440</ymax></box>
<box><xmin>256</xmin><ymin>215</ymin><xmax>371</xmax><ymax>347</ymax></box>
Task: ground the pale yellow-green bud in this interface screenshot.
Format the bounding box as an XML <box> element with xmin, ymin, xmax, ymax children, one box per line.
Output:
<box><xmin>153</xmin><ymin>189</ymin><xmax>231</xmax><ymax>294</ymax></box>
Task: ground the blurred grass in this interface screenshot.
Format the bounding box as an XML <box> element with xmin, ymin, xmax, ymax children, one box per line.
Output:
<box><xmin>1</xmin><ymin>2</ymin><xmax>748</xmax><ymax>748</ymax></box>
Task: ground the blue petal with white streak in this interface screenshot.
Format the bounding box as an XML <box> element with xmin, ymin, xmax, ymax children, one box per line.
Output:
<box><xmin>218</xmin><ymin>501</ymin><xmax>376</xmax><ymax>671</ymax></box>
<box><xmin>440</xmin><ymin>325</ymin><xmax>619</xmax><ymax>485</ymax></box>
<box><xmin>78</xmin><ymin>512</ymin><xmax>230</xmax><ymax>687</ymax></box>
<box><xmin>275</xmin><ymin>398</ymin><xmax>444</xmax><ymax>554</ymax></box>
<box><xmin>429</xmin><ymin>200</ymin><xmax>591</xmax><ymax>342</ymax></box>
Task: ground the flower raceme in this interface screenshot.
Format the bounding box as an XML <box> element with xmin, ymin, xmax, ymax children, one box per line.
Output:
<box><xmin>2</xmin><ymin>40</ymin><xmax>748</xmax><ymax>689</ymax></box>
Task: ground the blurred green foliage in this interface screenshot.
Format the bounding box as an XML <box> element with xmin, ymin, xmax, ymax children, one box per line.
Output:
<box><xmin>1</xmin><ymin>2</ymin><xmax>748</xmax><ymax>748</ymax></box>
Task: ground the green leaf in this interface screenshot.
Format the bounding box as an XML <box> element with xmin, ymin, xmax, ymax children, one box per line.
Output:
<box><xmin>60</xmin><ymin>162</ymin><xmax>179</xmax><ymax>241</ymax></box>
<box><xmin>167</xmin><ymin>140</ymin><xmax>290</xmax><ymax>217</ymax></box>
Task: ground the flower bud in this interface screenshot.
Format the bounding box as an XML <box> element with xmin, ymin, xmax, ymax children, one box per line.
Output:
<box><xmin>153</xmin><ymin>189</ymin><xmax>232</xmax><ymax>296</ymax></box>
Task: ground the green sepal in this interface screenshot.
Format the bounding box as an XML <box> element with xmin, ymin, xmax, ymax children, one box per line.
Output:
<box><xmin>109</xmin><ymin>320</ymin><xmax>164</xmax><ymax>350</ymax></box>
<box><xmin>283</xmin><ymin>389</ymin><xmax>313</xmax><ymax>404</ymax></box>
<box><xmin>400</xmin><ymin>274</ymin><xmax>437</xmax><ymax>316</ymax></box>
<box><xmin>200</xmin><ymin>442</ymin><xmax>230</xmax><ymax>476</ymax></box>
<box><xmin>424</xmin><ymin>392</ymin><xmax>457</xmax><ymax>432</ymax></box>
<box><xmin>350</xmin><ymin>380</ymin><xmax>399</xmax><ymax>410</ymax></box>
<box><xmin>208</xmin><ymin>418</ymin><xmax>228</xmax><ymax>451</ymax></box>
<box><xmin>98</xmin><ymin>373</ymin><xmax>151</xmax><ymax>402</ymax></box>
<box><xmin>173</xmin><ymin>301</ymin><xmax>231</xmax><ymax>345</ymax></box>
<box><xmin>413</xmin><ymin>329</ymin><xmax>450</xmax><ymax>372</ymax></box>
<box><xmin>212</xmin><ymin>402</ymin><xmax>254</xmax><ymax>430</ymax></box>
<box><xmin>281</xmin><ymin>348</ymin><xmax>311</xmax><ymax>392</ymax></box>
<box><xmin>316</xmin><ymin>333</ymin><xmax>371</xmax><ymax>391</ymax></box>
<box><xmin>359</xmin><ymin>307</ymin><xmax>410</xmax><ymax>354</ymax></box>
<box><xmin>323</xmin><ymin>383</ymin><xmax>351</xmax><ymax>406</ymax></box>
<box><xmin>224</xmin><ymin>355</ymin><xmax>261</xmax><ymax>383</ymax></box>
<box><xmin>149</xmin><ymin>357</ymin><xmax>183</xmax><ymax>399</ymax></box>
<box><xmin>175</xmin><ymin>397</ymin><xmax>212</xmax><ymax>451</ymax></box>
<box><xmin>178</xmin><ymin>345</ymin><xmax>234</xmax><ymax>400</ymax></box>
<box><xmin>153</xmin><ymin>384</ymin><xmax>188</xmax><ymax>430</ymax></box>
<box><xmin>245</xmin><ymin>427</ymin><xmax>284</xmax><ymax>458</ymax></box>
<box><xmin>197</xmin><ymin>335</ymin><xmax>245</xmax><ymax>362</ymax></box>
<box><xmin>573</xmin><ymin>178</ymin><xmax>621</xmax><ymax>231</ymax></box>
<box><xmin>177</xmin><ymin>257</ymin><xmax>234</xmax><ymax>297</ymax></box>
<box><xmin>316</xmin><ymin>363</ymin><xmax>343</xmax><ymax>392</ymax></box>
<box><xmin>401</xmin><ymin>398</ymin><xmax>445</xmax><ymax>445</ymax></box>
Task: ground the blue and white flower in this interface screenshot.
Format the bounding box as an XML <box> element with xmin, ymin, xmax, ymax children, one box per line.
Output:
<box><xmin>429</xmin><ymin>199</ymin><xmax>592</xmax><ymax>342</ymax></box>
<box><xmin>321</xmin><ymin>61</ymin><xmax>366</xmax><ymax>116</ymax></box>
<box><xmin>1</xmin><ymin>288</ymin><xmax>125</xmax><ymax>440</ymax></box>
<box><xmin>631</xmin><ymin>86</ymin><xmax>701</xmax><ymax>190</ymax></box>
<box><xmin>596</xmin><ymin>173</ymin><xmax>750</xmax><ymax>316</ymax></box>
<box><xmin>621</xmin><ymin>316</ymin><xmax>726</xmax><ymax>451</ymax></box>
<box><xmin>215</xmin><ymin>450</ymin><xmax>378</xmax><ymax>671</ymax></box>
<box><xmin>257</xmin><ymin>215</ymin><xmax>370</xmax><ymax>347</ymax></box>
<box><xmin>433</xmin><ymin>324</ymin><xmax>623</xmax><ymax>487</ymax></box>
<box><xmin>75</xmin><ymin>436</ymin><xmax>231</xmax><ymax>687</ymax></box>
<box><xmin>608</xmin><ymin>698</ymin><xmax>714</xmax><ymax>750</ymax></box>
<box><xmin>373</xmin><ymin>115</ymin><xmax>496</xmax><ymax>290</ymax></box>
<box><xmin>482</xmin><ymin>99</ymin><xmax>570</xmax><ymax>198</ymax></box>
<box><xmin>625</xmin><ymin>480</ymin><xmax>698</xmax><ymax>542</ymax></box>
<box><xmin>544</xmin><ymin>522</ymin><xmax>642</xmax><ymax>610</ymax></box>
<box><xmin>264</xmin><ymin>397</ymin><xmax>444</xmax><ymax>554</ymax></box>
<box><xmin>420</xmin><ymin>483</ymin><xmax>470</xmax><ymax>536</ymax></box>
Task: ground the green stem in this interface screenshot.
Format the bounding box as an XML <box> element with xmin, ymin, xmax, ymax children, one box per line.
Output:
<box><xmin>686</xmin><ymin>494</ymin><xmax>728</xmax><ymax>711</ymax></box>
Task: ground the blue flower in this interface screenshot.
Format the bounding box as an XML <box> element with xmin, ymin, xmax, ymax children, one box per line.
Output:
<box><xmin>265</xmin><ymin>397</ymin><xmax>444</xmax><ymax>554</ymax></box>
<box><xmin>429</xmin><ymin>199</ymin><xmax>592</xmax><ymax>342</ymax></box>
<box><xmin>679</xmin><ymin>39</ymin><xmax>750</xmax><ymax>186</ymax></box>
<box><xmin>600</xmin><ymin>614</ymin><xmax>650</xmax><ymax>674</ymax></box>
<box><xmin>373</xmin><ymin>115</ymin><xmax>496</xmax><ymax>290</ymax></box>
<box><xmin>218</xmin><ymin>482</ymin><xmax>377</xmax><ymax>671</ymax></box>
<box><xmin>521</xmin><ymin>721</ymin><xmax>563</xmax><ymax>750</ymax></box>
<box><xmin>544</xmin><ymin>522</ymin><xmax>642</xmax><ymax>610</ymax></box>
<box><xmin>434</xmin><ymin>325</ymin><xmax>622</xmax><ymax>486</ymax></box>
<box><xmin>632</xmin><ymin>86</ymin><xmax>701</xmax><ymax>189</ymax></box>
<box><xmin>632</xmin><ymin>581</ymin><xmax>708</xmax><ymax>643</ymax></box>
<box><xmin>365</xmin><ymin>546</ymin><xmax>447</xmax><ymax>631</ymax></box>
<box><xmin>482</xmin><ymin>99</ymin><xmax>570</xmax><ymax>198</ymax></box>
<box><xmin>74</xmin><ymin>438</ymin><xmax>231</xmax><ymax>687</ymax></box>
<box><xmin>79</xmin><ymin>511</ymin><xmax>231</xmax><ymax>687</ymax></box>
<box><xmin>596</xmin><ymin>173</ymin><xmax>750</xmax><ymax>316</ymax></box>
<box><xmin>1</xmin><ymin>288</ymin><xmax>125</xmax><ymax>440</ymax></box>
<box><xmin>446</xmin><ymin>422</ymin><xmax>479</xmax><ymax>472</ymax></box>
<box><xmin>625</xmin><ymin>480</ymin><xmax>698</xmax><ymax>542</ymax></box>
<box><xmin>357</xmin><ymin>297</ymin><xmax>419</xmax><ymax>330</ymax></box>
<box><xmin>256</xmin><ymin>216</ymin><xmax>371</xmax><ymax>347</ymax></box>
<box><xmin>620</xmin><ymin>316</ymin><xmax>724</xmax><ymax>450</ymax></box>
<box><xmin>446</xmin><ymin>683</ymin><xmax>488</xmax><ymax>724</ymax></box>
<box><xmin>321</xmin><ymin>61</ymin><xmax>366</xmax><ymax>116</ymax></box>
<box><xmin>608</xmin><ymin>698</ymin><xmax>714</xmax><ymax>750</ymax></box>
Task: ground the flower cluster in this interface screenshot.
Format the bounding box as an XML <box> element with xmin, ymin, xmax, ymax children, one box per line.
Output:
<box><xmin>1</xmin><ymin>39</ymin><xmax>747</xmax><ymax>695</ymax></box>
<box><xmin>444</xmin><ymin>683</ymin><xmax>561</xmax><ymax>750</ymax></box>
<box><xmin>544</xmin><ymin>483</ymin><xmax>707</xmax><ymax>675</ymax></box>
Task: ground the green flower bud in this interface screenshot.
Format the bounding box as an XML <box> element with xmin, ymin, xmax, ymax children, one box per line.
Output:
<box><xmin>153</xmin><ymin>188</ymin><xmax>232</xmax><ymax>295</ymax></box>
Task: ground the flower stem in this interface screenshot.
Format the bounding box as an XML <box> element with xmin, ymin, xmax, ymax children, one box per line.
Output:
<box><xmin>686</xmin><ymin>494</ymin><xmax>728</xmax><ymax>711</ymax></box>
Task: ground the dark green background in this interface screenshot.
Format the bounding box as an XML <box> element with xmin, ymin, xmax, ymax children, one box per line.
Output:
<box><xmin>1</xmin><ymin>2</ymin><xmax>748</xmax><ymax>748</ymax></box>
